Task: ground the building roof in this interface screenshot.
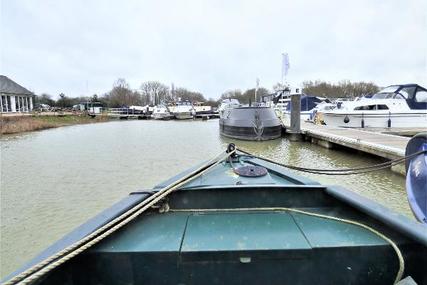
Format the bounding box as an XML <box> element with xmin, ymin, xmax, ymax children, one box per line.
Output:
<box><xmin>0</xmin><ymin>75</ymin><xmax>33</xmax><ymax>95</ymax></box>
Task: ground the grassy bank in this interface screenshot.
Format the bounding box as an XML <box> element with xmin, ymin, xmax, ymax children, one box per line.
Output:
<box><xmin>0</xmin><ymin>114</ymin><xmax>111</xmax><ymax>135</ymax></box>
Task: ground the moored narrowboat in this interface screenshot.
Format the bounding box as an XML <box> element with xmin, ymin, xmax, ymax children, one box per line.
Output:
<box><xmin>219</xmin><ymin>107</ymin><xmax>282</xmax><ymax>141</ymax></box>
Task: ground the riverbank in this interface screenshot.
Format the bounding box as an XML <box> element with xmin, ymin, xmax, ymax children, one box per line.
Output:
<box><xmin>0</xmin><ymin>114</ymin><xmax>110</xmax><ymax>135</ymax></box>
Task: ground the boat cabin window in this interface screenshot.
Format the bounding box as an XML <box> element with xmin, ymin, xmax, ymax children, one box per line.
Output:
<box><xmin>415</xmin><ymin>90</ymin><xmax>427</xmax><ymax>102</ymax></box>
<box><xmin>354</xmin><ymin>104</ymin><xmax>389</xmax><ymax>110</ymax></box>
<box><xmin>378</xmin><ymin>86</ymin><xmax>399</xmax><ymax>94</ymax></box>
<box><xmin>372</xmin><ymin>85</ymin><xmax>412</xmax><ymax>99</ymax></box>
<box><xmin>398</xmin><ymin>86</ymin><xmax>416</xmax><ymax>99</ymax></box>
<box><xmin>372</xmin><ymin>93</ymin><xmax>405</xmax><ymax>99</ymax></box>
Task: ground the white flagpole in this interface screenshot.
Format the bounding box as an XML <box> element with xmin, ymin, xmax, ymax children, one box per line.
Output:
<box><xmin>281</xmin><ymin>53</ymin><xmax>290</xmax><ymax>86</ymax></box>
<box><xmin>255</xmin><ymin>78</ymin><xmax>260</xmax><ymax>103</ymax></box>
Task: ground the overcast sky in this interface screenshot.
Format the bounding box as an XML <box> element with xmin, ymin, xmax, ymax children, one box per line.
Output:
<box><xmin>1</xmin><ymin>0</ymin><xmax>426</xmax><ymax>99</ymax></box>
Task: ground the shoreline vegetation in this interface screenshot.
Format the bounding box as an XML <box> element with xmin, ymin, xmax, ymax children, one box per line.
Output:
<box><xmin>35</xmin><ymin>79</ymin><xmax>379</xmax><ymax>110</ymax></box>
<box><xmin>0</xmin><ymin>114</ymin><xmax>110</xmax><ymax>135</ymax></box>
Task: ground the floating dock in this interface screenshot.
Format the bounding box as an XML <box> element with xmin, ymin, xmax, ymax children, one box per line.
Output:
<box><xmin>297</xmin><ymin>122</ymin><xmax>410</xmax><ymax>159</ymax></box>
<box><xmin>282</xmin><ymin>121</ymin><xmax>427</xmax><ymax>174</ymax></box>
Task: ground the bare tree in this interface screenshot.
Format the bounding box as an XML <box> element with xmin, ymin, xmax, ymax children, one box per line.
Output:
<box><xmin>106</xmin><ymin>78</ymin><xmax>141</xmax><ymax>107</ymax></box>
<box><xmin>220</xmin><ymin>89</ymin><xmax>243</xmax><ymax>100</ymax></box>
<box><xmin>140</xmin><ymin>81</ymin><xmax>169</xmax><ymax>105</ymax></box>
<box><xmin>35</xmin><ymin>93</ymin><xmax>55</xmax><ymax>106</ymax></box>
<box><xmin>174</xmin><ymin>87</ymin><xmax>205</xmax><ymax>102</ymax></box>
<box><xmin>243</xmin><ymin>88</ymin><xmax>269</xmax><ymax>103</ymax></box>
<box><xmin>220</xmin><ymin>88</ymin><xmax>269</xmax><ymax>104</ymax></box>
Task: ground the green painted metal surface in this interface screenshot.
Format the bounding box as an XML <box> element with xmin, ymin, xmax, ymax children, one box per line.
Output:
<box><xmin>182</xmin><ymin>212</ymin><xmax>311</xmax><ymax>252</ymax></box>
<box><xmin>181</xmin><ymin>161</ymin><xmax>298</xmax><ymax>189</ymax></box>
<box><xmin>291</xmin><ymin>212</ymin><xmax>388</xmax><ymax>247</ymax></box>
<box><xmin>92</xmin><ymin>212</ymin><xmax>188</xmax><ymax>252</ymax></box>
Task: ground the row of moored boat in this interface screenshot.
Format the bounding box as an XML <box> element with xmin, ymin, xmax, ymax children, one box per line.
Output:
<box><xmin>218</xmin><ymin>84</ymin><xmax>427</xmax><ymax>141</ymax></box>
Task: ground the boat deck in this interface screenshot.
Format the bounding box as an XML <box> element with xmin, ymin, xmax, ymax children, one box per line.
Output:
<box><xmin>37</xmin><ymin>186</ymin><xmax>423</xmax><ymax>285</ymax></box>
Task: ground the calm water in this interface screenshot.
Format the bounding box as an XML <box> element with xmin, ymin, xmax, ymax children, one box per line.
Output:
<box><xmin>0</xmin><ymin>120</ymin><xmax>410</xmax><ymax>278</ymax></box>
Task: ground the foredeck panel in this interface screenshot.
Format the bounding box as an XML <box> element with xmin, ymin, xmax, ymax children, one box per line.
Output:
<box><xmin>291</xmin><ymin>212</ymin><xmax>387</xmax><ymax>247</ymax></box>
<box><xmin>91</xmin><ymin>212</ymin><xmax>188</xmax><ymax>252</ymax></box>
<box><xmin>181</xmin><ymin>212</ymin><xmax>311</xmax><ymax>252</ymax></box>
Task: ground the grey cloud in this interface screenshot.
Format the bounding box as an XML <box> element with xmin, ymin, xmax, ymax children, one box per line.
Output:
<box><xmin>1</xmin><ymin>0</ymin><xmax>426</xmax><ymax>98</ymax></box>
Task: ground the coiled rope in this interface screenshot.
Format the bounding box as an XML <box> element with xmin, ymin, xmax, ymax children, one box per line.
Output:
<box><xmin>3</xmin><ymin>149</ymin><xmax>236</xmax><ymax>285</ymax></box>
<box><xmin>170</xmin><ymin>207</ymin><xmax>405</xmax><ymax>284</ymax></box>
<box><xmin>237</xmin><ymin>148</ymin><xmax>426</xmax><ymax>175</ymax></box>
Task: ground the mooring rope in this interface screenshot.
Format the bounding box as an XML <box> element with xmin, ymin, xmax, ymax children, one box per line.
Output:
<box><xmin>170</xmin><ymin>207</ymin><xmax>404</xmax><ymax>284</ymax></box>
<box><xmin>237</xmin><ymin>148</ymin><xmax>426</xmax><ymax>175</ymax></box>
<box><xmin>3</xmin><ymin>149</ymin><xmax>236</xmax><ymax>285</ymax></box>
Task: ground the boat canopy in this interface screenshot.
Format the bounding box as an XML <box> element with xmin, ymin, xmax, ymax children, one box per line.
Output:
<box><xmin>373</xmin><ymin>84</ymin><xmax>427</xmax><ymax>101</ymax></box>
<box><xmin>285</xmin><ymin>95</ymin><xmax>330</xmax><ymax>111</ymax></box>
<box><xmin>372</xmin><ymin>84</ymin><xmax>427</xmax><ymax>109</ymax></box>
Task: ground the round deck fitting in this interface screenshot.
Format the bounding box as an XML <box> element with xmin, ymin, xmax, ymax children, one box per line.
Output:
<box><xmin>234</xmin><ymin>165</ymin><xmax>268</xmax><ymax>177</ymax></box>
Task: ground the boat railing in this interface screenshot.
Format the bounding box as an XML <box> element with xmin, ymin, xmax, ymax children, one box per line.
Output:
<box><xmin>107</xmin><ymin>108</ymin><xmax>147</xmax><ymax>117</ymax></box>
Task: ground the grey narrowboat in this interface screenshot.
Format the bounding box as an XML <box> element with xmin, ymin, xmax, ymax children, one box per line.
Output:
<box><xmin>219</xmin><ymin>106</ymin><xmax>282</xmax><ymax>141</ymax></box>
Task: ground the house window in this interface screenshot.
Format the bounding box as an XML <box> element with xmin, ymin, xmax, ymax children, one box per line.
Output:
<box><xmin>1</xmin><ymin>95</ymin><xmax>6</xmax><ymax>112</ymax></box>
<box><xmin>7</xmin><ymin>96</ymin><xmax>11</xmax><ymax>111</ymax></box>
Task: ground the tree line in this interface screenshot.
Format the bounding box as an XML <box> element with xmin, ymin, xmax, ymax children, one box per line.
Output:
<box><xmin>219</xmin><ymin>88</ymin><xmax>270</xmax><ymax>105</ymax></box>
<box><xmin>302</xmin><ymin>80</ymin><xmax>379</xmax><ymax>98</ymax></box>
<box><xmin>219</xmin><ymin>81</ymin><xmax>380</xmax><ymax>103</ymax></box>
<box><xmin>35</xmin><ymin>79</ymin><xmax>381</xmax><ymax>108</ymax></box>
<box><xmin>35</xmin><ymin>78</ymin><xmax>217</xmax><ymax>108</ymax></box>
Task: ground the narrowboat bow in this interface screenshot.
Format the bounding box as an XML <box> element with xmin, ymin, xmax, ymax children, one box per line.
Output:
<box><xmin>3</xmin><ymin>144</ymin><xmax>427</xmax><ymax>285</ymax></box>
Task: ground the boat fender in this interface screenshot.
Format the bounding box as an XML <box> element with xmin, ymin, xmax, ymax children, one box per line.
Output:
<box><xmin>344</xmin><ymin>115</ymin><xmax>350</xmax><ymax>124</ymax></box>
<box><xmin>405</xmin><ymin>133</ymin><xmax>427</xmax><ymax>172</ymax></box>
<box><xmin>361</xmin><ymin>113</ymin><xmax>365</xmax><ymax>128</ymax></box>
<box><xmin>405</xmin><ymin>133</ymin><xmax>427</xmax><ymax>224</ymax></box>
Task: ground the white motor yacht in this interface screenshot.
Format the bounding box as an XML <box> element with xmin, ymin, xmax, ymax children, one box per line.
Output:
<box><xmin>170</xmin><ymin>101</ymin><xmax>196</xmax><ymax>120</ymax></box>
<box><xmin>321</xmin><ymin>84</ymin><xmax>427</xmax><ymax>128</ymax></box>
<box><xmin>152</xmin><ymin>105</ymin><xmax>173</xmax><ymax>120</ymax></box>
<box><xmin>218</xmin><ymin>99</ymin><xmax>241</xmax><ymax>119</ymax></box>
<box><xmin>273</xmin><ymin>88</ymin><xmax>330</xmax><ymax>124</ymax></box>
